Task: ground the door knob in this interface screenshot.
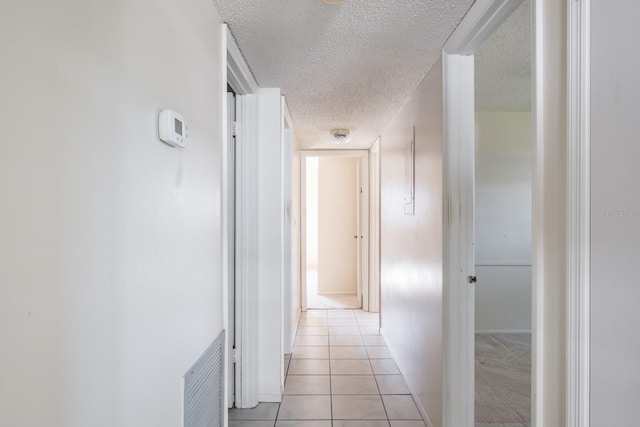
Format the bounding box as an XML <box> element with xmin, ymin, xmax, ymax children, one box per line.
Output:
<box><xmin>467</xmin><ymin>275</ymin><xmax>477</xmax><ymax>284</ymax></box>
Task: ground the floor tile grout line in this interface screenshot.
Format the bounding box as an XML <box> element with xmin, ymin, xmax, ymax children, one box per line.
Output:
<box><xmin>364</xmin><ymin>330</ymin><xmax>392</xmax><ymax>423</ymax></box>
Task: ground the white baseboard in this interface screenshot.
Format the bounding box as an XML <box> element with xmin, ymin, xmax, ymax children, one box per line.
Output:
<box><xmin>289</xmin><ymin>308</ymin><xmax>302</xmax><ymax>353</ymax></box>
<box><xmin>380</xmin><ymin>329</ymin><xmax>434</xmax><ymax>427</ymax></box>
<box><xmin>475</xmin><ymin>329</ymin><xmax>531</xmax><ymax>335</ymax></box>
<box><xmin>316</xmin><ymin>292</ymin><xmax>358</xmax><ymax>296</ymax></box>
<box><xmin>258</xmin><ymin>393</ymin><xmax>282</xmax><ymax>403</ymax></box>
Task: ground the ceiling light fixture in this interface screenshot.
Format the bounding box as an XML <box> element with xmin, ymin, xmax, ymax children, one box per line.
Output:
<box><xmin>329</xmin><ymin>129</ymin><xmax>352</xmax><ymax>145</ymax></box>
<box><xmin>323</xmin><ymin>0</ymin><xmax>347</xmax><ymax>4</ymax></box>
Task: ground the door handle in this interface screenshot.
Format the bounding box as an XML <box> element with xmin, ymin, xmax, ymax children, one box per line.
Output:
<box><xmin>467</xmin><ymin>275</ymin><xmax>477</xmax><ymax>284</ymax></box>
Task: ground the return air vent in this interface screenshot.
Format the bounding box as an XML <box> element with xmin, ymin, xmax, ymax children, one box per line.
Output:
<box><xmin>184</xmin><ymin>330</ymin><xmax>225</xmax><ymax>427</ymax></box>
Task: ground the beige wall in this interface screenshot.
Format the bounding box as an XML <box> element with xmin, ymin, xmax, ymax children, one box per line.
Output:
<box><xmin>380</xmin><ymin>57</ymin><xmax>443</xmax><ymax>426</ymax></box>
<box><xmin>0</xmin><ymin>0</ymin><xmax>226</xmax><ymax>426</ymax></box>
<box><xmin>534</xmin><ymin>0</ymin><xmax>567</xmax><ymax>424</ymax></box>
<box><xmin>317</xmin><ymin>157</ymin><xmax>358</xmax><ymax>295</ymax></box>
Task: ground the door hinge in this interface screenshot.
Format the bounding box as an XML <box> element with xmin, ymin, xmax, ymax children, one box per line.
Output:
<box><xmin>232</xmin><ymin>121</ymin><xmax>238</xmax><ymax>137</ymax></box>
<box><xmin>232</xmin><ymin>347</ymin><xmax>238</xmax><ymax>363</ymax></box>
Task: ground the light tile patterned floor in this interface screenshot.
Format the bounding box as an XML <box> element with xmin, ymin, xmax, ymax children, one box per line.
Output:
<box><xmin>229</xmin><ymin>309</ymin><xmax>427</xmax><ymax>427</ymax></box>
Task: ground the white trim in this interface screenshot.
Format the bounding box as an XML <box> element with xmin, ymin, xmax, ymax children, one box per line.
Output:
<box><xmin>282</xmin><ymin>96</ymin><xmax>294</xmax><ymax>130</ymax></box>
<box><xmin>300</xmin><ymin>151</ymin><xmax>308</xmax><ymax>312</ymax></box>
<box><xmin>476</xmin><ymin>329</ymin><xmax>532</xmax><ymax>335</ymax></box>
<box><xmin>282</xmin><ymin>97</ymin><xmax>297</xmax><ymax>355</ymax></box>
<box><xmin>226</xmin><ymin>27</ymin><xmax>258</xmax><ymax>95</ymax></box>
<box><xmin>221</xmin><ymin>25</ymin><xmax>230</xmax><ymax>419</ymax></box>
<box><xmin>567</xmin><ymin>0</ymin><xmax>591</xmax><ymax>426</ymax></box>
<box><xmin>368</xmin><ymin>138</ymin><xmax>381</xmax><ymax>313</ymax></box>
<box><xmin>475</xmin><ymin>260</ymin><xmax>532</xmax><ymax>267</ymax></box>
<box><xmin>441</xmin><ymin>1</ymin><xmax>528</xmax><ymax>426</ymax></box>
<box><xmin>443</xmin><ymin>0</ymin><xmax>524</xmax><ymax>55</ymax></box>
<box><xmin>531</xmin><ymin>1</ymin><xmax>544</xmax><ymax>424</ymax></box>
<box><xmin>257</xmin><ymin>394</ymin><xmax>283</xmax><ymax>403</ymax></box>
<box><xmin>225</xmin><ymin>25</ymin><xmax>260</xmax><ymax>409</ymax></box>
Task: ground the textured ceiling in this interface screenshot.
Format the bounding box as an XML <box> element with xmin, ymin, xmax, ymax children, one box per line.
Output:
<box><xmin>475</xmin><ymin>0</ymin><xmax>531</xmax><ymax>112</ymax></box>
<box><xmin>213</xmin><ymin>0</ymin><xmax>475</xmax><ymax>149</ymax></box>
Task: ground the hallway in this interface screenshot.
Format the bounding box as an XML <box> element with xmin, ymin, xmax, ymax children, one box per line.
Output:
<box><xmin>229</xmin><ymin>309</ymin><xmax>426</xmax><ymax>427</ymax></box>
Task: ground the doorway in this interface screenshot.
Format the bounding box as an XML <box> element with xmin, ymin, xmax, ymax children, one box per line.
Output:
<box><xmin>301</xmin><ymin>151</ymin><xmax>369</xmax><ymax>311</ymax></box>
<box><xmin>473</xmin><ymin>1</ymin><xmax>532</xmax><ymax>424</ymax></box>
<box><xmin>441</xmin><ymin>0</ymin><xmax>537</xmax><ymax>425</ymax></box>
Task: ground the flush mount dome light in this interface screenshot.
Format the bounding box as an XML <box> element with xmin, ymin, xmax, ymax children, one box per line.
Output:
<box><xmin>330</xmin><ymin>129</ymin><xmax>352</xmax><ymax>145</ymax></box>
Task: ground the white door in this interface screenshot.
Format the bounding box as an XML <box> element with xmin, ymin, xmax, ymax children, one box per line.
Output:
<box><xmin>317</xmin><ymin>157</ymin><xmax>359</xmax><ymax>300</ymax></box>
<box><xmin>226</xmin><ymin>91</ymin><xmax>236</xmax><ymax>408</ymax></box>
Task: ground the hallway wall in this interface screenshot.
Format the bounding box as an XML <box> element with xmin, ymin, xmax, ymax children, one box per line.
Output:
<box><xmin>0</xmin><ymin>1</ymin><xmax>226</xmax><ymax>426</ymax></box>
<box><xmin>380</xmin><ymin>57</ymin><xmax>444</xmax><ymax>427</ymax></box>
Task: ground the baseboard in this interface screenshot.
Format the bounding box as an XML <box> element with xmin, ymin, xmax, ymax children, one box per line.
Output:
<box><xmin>475</xmin><ymin>260</ymin><xmax>532</xmax><ymax>267</ymax></box>
<box><xmin>258</xmin><ymin>393</ymin><xmax>282</xmax><ymax>403</ymax></box>
<box><xmin>316</xmin><ymin>292</ymin><xmax>358</xmax><ymax>295</ymax></box>
<box><xmin>380</xmin><ymin>328</ymin><xmax>434</xmax><ymax>427</ymax></box>
<box><xmin>475</xmin><ymin>329</ymin><xmax>531</xmax><ymax>335</ymax></box>
<box><xmin>289</xmin><ymin>308</ymin><xmax>302</xmax><ymax>353</ymax></box>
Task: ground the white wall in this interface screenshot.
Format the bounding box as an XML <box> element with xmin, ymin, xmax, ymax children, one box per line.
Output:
<box><xmin>317</xmin><ymin>157</ymin><xmax>358</xmax><ymax>295</ymax></box>
<box><xmin>257</xmin><ymin>88</ymin><xmax>285</xmax><ymax>401</ymax></box>
<box><xmin>590</xmin><ymin>1</ymin><xmax>640</xmax><ymax>423</ymax></box>
<box><xmin>475</xmin><ymin>112</ymin><xmax>532</xmax><ymax>333</ymax></box>
<box><xmin>0</xmin><ymin>0</ymin><xmax>226</xmax><ymax>426</ymax></box>
<box><xmin>380</xmin><ymin>57</ymin><xmax>443</xmax><ymax>427</ymax></box>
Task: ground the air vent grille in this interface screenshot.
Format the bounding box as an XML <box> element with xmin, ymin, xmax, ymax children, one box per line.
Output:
<box><xmin>184</xmin><ymin>330</ymin><xmax>225</xmax><ymax>427</ymax></box>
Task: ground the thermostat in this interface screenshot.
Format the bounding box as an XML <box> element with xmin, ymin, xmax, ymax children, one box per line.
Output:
<box><xmin>158</xmin><ymin>110</ymin><xmax>188</xmax><ymax>148</ymax></box>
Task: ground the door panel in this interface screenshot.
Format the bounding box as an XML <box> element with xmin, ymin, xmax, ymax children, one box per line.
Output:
<box><xmin>317</xmin><ymin>157</ymin><xmax>358</xmax><ymax>296</ymax></box>
<box><xmin>226</xmin><ymin>91</ymin><xmax>236</xmax><ymax>408</ymax></box>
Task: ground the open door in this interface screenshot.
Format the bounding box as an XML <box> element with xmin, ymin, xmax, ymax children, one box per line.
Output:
<box><xmin>301</xmin><ymin>151</ymin><xmax>369</xmax><ymax>311</ymax></box>
<box><xmin>226</xmin><ymin>89</ymin><xmax>236</xmax><ymax>409</ymax></box>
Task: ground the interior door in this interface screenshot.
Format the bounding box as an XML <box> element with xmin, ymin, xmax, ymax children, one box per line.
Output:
<box><xmin>317</xmin><ymin>157</ymin><xmax>358</xmax><ymax>300</ymax></box>
<box><xmin>226</xmin><ymin>90</ymin><xmax>236</xmax><ymax>408</ymax></box>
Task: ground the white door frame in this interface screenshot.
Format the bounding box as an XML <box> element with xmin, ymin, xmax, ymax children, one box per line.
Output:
<box><xmin>368</xmin><ymin>138</ymin><xmax>381</xmax><ymax>313</ymax></box>
<box><xmin>281</xmin><ymin>98</ymin><xmax>298</xmax><ymax>355</ymax></box>
<box><xmin>224</xmin><ymin>25</ymin><xmax>260</xmax><ymax>409</ymax></box>
<box><xmin>300</xmin><ymin>150</ymin><xmax>369</xmax><ymax>311</ymax></box>
<box><xmin>567</xmin><ymin>0</ymin><xmax>591</xmax><ymax>425</ymax></box>
<box><xmin>441</xmin><ymin>1</ymin><xmax>526</xmax><ymax>426</ymax></box>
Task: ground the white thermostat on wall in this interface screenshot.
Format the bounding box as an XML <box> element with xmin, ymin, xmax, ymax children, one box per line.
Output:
<box><xmin>158</xmin><ymin>109</ymin><xmax>188</xmax><ymax>148</ymax></box>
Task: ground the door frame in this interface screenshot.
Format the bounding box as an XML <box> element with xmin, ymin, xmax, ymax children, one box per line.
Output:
<box><xmin>224</xmin><ymin>25</ymin><xmax>260</xmax><ymax>409</ymax></box>
<box><xmin>441</xmin><ymin>1</ymin><xmax>528</xmax><ymax>426</ymax></box>
<box><xmin>300</xmin><ymin>150</ymin><xmax>369</xmax><ymax>311</ymax></box>
<box><xmin>368</xmin><ymin>138</ymin><xmax>381</xmax><ymax>313</ymax></box>
<box><xmin>567</xmin><ymin>0</ymin><xmax>591</xmax><ymax>425</ymax></box>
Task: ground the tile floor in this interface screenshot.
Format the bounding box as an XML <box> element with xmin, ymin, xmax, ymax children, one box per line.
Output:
<box><xmin>229</xmin><ymin>309</ymin><xmax>426</xmax><ymax>427</ymax></box>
